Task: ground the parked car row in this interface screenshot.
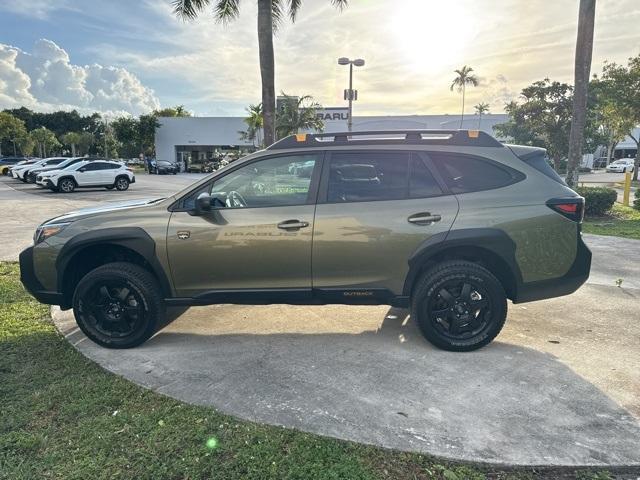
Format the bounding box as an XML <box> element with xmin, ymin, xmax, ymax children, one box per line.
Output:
<box><xmin>4</xmin><ymin>157</ymin><xmax>135</xmax><ymax>193</ymax></box>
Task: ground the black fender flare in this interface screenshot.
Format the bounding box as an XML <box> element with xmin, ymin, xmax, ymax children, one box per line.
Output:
<box><xmin>56</xmin><ymin>227</ymin><xmax>172</xmax><ymax>299</ymax></box>
<box><xmin>402</xmin><ymin>228</ymin><xmax>523</xmax><ymax>298</ymax></box>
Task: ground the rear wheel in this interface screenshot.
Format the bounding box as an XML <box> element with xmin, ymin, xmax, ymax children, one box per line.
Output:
<box><xmin>115</xmin><ymin>177</ymin><xmax>130</xmax><ymax>191</ymax></box>
<box><xmin>72</xmin><ymin>262</ymin><xmax>165</xmax><ymax>348</ymax></box>
<box><xmin>411</xmin><ymin>261</ymin><xmax>507</xmax><ymax>352</ymax></box>
<box><xmin>58</xmin><ymin>178</ymin><xmax>76</xmax><ymax>193</ymax></box>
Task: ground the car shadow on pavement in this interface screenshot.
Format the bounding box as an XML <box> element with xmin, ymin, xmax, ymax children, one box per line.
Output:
<box><xmin>54</xmin><ymin>304</ymin><xmax>640</xmax><ymax>467</ymax></box>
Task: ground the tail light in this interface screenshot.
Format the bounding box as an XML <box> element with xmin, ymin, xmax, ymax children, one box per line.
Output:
<box><xmin>546</xmin><ymin>197</ymin><xmax>585</xmax><ymax>223</ymax></box>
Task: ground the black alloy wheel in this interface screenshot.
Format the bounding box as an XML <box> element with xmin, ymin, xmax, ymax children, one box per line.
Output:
<box><xmin>412</xmin><ymin>261</ymin><xmax>507</xmax><ymax>351</ymax></box>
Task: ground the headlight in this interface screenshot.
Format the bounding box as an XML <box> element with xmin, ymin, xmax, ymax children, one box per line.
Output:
<box><xmin>34</xmin><ymin>222</ymin><xmax>71</xmax><ymax>245</ymax></box>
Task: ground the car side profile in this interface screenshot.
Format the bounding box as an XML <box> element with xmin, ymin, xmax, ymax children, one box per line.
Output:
<box><xmin>606</xmin><ymin>158</ymin><xmax>635</xmax><ymax>173</ymax></box>
<box><xmin>36</xmin><ymin>160</ymin><xmax>135</xmax><ymax>193</ymax></box>
<box><xmin>27</xmin><ymin>157</ymin><xmax>85</xmax><ymax>184</ymax></box>
<box><xmin>20</xmin><ymin>130</ymin><xmax>591</xmax><ymax>351</ymax></box>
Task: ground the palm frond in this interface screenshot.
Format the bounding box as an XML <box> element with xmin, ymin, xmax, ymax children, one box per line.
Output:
<box><xmin>271</xmin><ymin>0</ymin><xmax>284</xmax><ymax>29</ymax></box>
<box><xmin>172</xmin><ymin>0</ymin><xmax>211</xmax><ymax>20</ymax></box>
<box><xmin>331</xmin><ymin>0</ymin><xmax>349</xmax><ymax>10</ymax></box>
<box><xmin>214</xmin><ymin>0</ymin><xmax>240</xmax><ymax>23</ymax></box>
<box><xmin>288</xmin><ymin>0</ymin><xmax>302</xmax><ymax>21</ymax></box>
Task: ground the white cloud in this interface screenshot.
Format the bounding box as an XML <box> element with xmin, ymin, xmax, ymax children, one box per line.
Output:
<box><xmin>0</xmin><ymin>39</ymin><xmax>160</xmax><ymax>115</ymax></box>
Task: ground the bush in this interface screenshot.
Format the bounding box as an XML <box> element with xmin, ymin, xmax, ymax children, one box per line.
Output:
<box><xmin>634</xmin><ymin>187</ymin><xmax>640</xmax><ymax>211</ymax></box>
<box><xmin>576</xmin><ymin>186</ymin><xmax>617</xmax><ymax>216</ymax></box>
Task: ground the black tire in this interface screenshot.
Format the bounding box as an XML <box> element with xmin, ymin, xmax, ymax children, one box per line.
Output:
<box><xmin>411</xmin><ymin>260</ymin><xmax>507</xmax><ymax>352</ymax></box>
<box><xmin>114</xmin><ymin>176</ymin><xmax>129</xmax><ymax>191</ymax></box>
<box><xmin>72</xmin><ymin>262</ymin><xmax>166</xmax><ymax>348</ymax></box>
<box><xmin>58</xmin><ymin>177</ymin><xmax>76</xmax><ymax>193</ymax></box>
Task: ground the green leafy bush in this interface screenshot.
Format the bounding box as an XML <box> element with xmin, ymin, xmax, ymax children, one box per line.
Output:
<box><xmin>633</xmin><ymin>187</ymin><xmax>640</xmax><ymax>211</ymax></box>
<box><xmin>576</xmin><ymin>187</ymin><xmax>617</xmax><ymax>216</ymax></box>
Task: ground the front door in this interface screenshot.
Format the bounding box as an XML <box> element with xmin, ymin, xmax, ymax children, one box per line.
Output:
<box><xmin>312</xmin><ymin>150</ymin><xmax>459</xmax><ymax>296</ymax></box>
<box><xmin>167</xmin><ymin>153</ymin><xmax>322</xmax><ymax>297</ymax></box>
<box><xmin>75</xmin><ymin>162</ymin><xmax>104</xmax><ymax>185</ymax></box>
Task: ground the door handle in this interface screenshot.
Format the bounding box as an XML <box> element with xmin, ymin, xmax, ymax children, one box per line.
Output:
<box><xmin>277</xmin><ymin>219</ymin><xmax>310</xmax><ymax>230</ymax></box>
<box><xmin>408</xmin><ymin>213</ymin><xmax>442</xmax><ymax>225</ymax></box>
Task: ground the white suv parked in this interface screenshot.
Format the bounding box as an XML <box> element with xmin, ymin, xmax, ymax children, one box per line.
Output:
<box><xmin>12</xmin><ymin>157</ymin><xmax>67</xmax><ymax>181</ymax></box>
<box><xmin>36</xmin><ymin>160</ymin><xmax>135</xmax><ymax>193</ymax></box>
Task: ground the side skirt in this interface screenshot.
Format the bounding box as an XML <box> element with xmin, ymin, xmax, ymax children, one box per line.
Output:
<box><xmin>165</xmin><ymin>288</ymin><xmax>410</xmax><ymax>308</ymax></box>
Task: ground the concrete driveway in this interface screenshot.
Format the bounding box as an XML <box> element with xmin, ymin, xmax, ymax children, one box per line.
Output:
<box><xmin>3</xmin><ymin>174</ymin><xmax>640</xmax><ymax>466</ymax></box>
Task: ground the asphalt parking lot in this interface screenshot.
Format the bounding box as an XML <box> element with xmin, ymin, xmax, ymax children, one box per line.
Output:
<box><xmin>2</xmin><ymin>171</ymin><xmax>640</xmax><ymax>466</ymax></box>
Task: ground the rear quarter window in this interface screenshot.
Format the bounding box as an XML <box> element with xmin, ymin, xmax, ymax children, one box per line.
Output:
<box><xmin>429</xmin><ymin>153</ymin><xmax>523</xmax><ymax>194</ymax></box>
<box><xmin>519</xmin><ymin>152</ymin><xmax>566</xmax><ymax>185</ymax></box>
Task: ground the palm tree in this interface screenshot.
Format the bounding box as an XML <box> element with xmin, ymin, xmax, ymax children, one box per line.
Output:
<box><xmin>474</xmin><ymin>102</ymin><xmax>490</xmax><ymax>130</ymax></box>
<box><xmin>173</xmin><ymin>0</ymin><xmax>348</xmax><ymax>147</ymax></box>
<box><xmin>450</xmin><ymin>65</ymin><xmax>479</xmax><ymax>128</ymax></box>
<box><xmin>239</xmin><ymin>103</ymin><xmax>264</xmax><ymax>147</ymax></box>
<box><xmin>275</xmin><ymin>93</ymin><xmax>324</xmax><ymax>140</ymax></box>
<box><xmin>565</xmin><ymin>0</ymin><xmax>596</xmax><ymax>187</ymax></box>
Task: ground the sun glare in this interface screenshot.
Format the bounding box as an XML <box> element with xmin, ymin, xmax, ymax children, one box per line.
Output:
<box><xmin>392</xmin><ymin>0</ymin><xmax>474</xmax><ymax>72</ymax></box>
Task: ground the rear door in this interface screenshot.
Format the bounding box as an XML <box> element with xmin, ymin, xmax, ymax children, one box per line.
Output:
<box><xmin>312</xmin><ymin>150</ymin><xmax>458</xmax><ymax>296</ymax></box>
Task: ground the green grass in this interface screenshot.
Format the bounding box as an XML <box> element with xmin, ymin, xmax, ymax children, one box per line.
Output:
<box><xmin>0</xmin><ymin>263</ymin><xmax>633</xmax><ymax>480</ymax></box>
<box><xmin>582</xmin><ymin>203</ymin><xmax>640</xmax><ymax>240</ymax></box>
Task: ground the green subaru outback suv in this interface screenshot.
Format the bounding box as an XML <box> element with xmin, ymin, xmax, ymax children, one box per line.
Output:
<box><xmin>20</xmin><ymin>130</ymin><xmax>591</xmax><ymax>351</ymax></box>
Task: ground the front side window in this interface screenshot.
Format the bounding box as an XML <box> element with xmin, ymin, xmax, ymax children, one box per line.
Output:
<box><xmin>430</xmin><ymin>153</ymin><xmax>520</xmax><ymax>194</ymax></box>
<box><xmin>183</xmin><ymin>154</ymin><xmax>319</xmax><ymax>210</ymax></box>
<box><xmin>82</xmin><ymin>163</ymin><xmax>103</xmax><ymax>171</ymax></box>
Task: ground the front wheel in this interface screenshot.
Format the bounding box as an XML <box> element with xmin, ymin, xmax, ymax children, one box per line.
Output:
<box><xmin>58</xmin><ymin>178</ymin><xmax>76</xmax><ymax>193</ymax></box>
<box><xmin>115</xmin><ymin>177</ymin><xmax>130</xmax><ymax>191</ymax></box>
<box><xmin>72</xmin><ymin>262</ymin><xmax>166</xmax><ymax>348</ymax></box>
<box><xmin>411</xmin><ymin>261</ymin><xmax>507</xmax><ymax>352</ymax></box>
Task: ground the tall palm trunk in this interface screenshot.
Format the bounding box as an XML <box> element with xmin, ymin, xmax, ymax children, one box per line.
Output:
<box><xmin>565</xmin><ymin>0</ymin><xmax>596</xmax><ymax>187</ymax></box>
<box><xmin>632</xmin><ymin>135</ymin><xmax>640</xmax><ymax>181</ymax></box>
<box><xmin>459</xmin><ymin>85</ymin><xmax>465</xmax><ymax>128</ymax></box>
<box><xmin>257</xmin><ymin>0</ymin><xmax>275</xmax><ymax>147</ymax></box>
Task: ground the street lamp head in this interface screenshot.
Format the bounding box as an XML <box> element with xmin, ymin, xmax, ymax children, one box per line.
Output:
<box><xmin>338</xmin><ymin>57</ymin><xmax>350</xmax><ymax>65</ymax></box>
<box><xmin>353</xmin><ymin>58</ymin><xmax>365</xmax><ymax>67</ymax></box>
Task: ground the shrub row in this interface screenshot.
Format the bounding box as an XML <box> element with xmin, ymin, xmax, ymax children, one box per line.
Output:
<box><xmin>576</xmin><ymin>186</ymin><xmax>617</xmax><ymax>216</ymax></box>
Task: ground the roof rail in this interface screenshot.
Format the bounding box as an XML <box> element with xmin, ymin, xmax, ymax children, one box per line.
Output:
<box><xmin>267</xmin><ymin>129</ymin><xmax>503</xmax><ymax>150</ymax></box>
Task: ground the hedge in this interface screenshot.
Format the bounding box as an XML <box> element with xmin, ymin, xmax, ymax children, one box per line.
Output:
<box><xmin>576</xmin><ymin>186</ymin><xmax>617</xmax><ymax>216</ymax></box>
<box><xmin>634</xmin><ymin>187</ymin><xmax>640</xmax><ymax>211</ymax></box>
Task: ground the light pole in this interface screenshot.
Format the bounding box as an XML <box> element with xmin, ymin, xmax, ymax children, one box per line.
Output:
<box><xmin>338</xmin><ymin>57</ymin><xmax>365</xmax><ymax>132</ymax></box>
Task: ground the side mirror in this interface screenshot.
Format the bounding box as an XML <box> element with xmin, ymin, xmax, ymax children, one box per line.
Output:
<box><xmin>194</xmin><ymin>193</ymin><xmax>212</xmax><ymax>215</ymax></box>
<box><xmin>78</xmin><ymin>167</ymin><xmax>86</xmax><ymax>173</ymax></box>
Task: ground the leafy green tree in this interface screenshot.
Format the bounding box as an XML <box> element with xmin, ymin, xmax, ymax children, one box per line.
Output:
<box><xmin>139</xmin><ymin>114</ymin><xmax>160</xmax><ymax>155</ymax></box>
<box><xmin>495</xmin><ymin>79</ymin><xmax>574</xmax><ymax>171</ymax></box>
<box><xmin>275</xmin><ymin>93</ymin><xmax>324</xmax><ymax>140</ymax></box>
<box><xmin>60</xmin><ymin>132</ymin><xmax>81</xmax><ymax>156</ymax></box>
<box><xmin>172</xmin><ymin>0</ymin><xmax>348</xmax><ymax>147</ymax></box>
<box><xmin>29</xmin><ymin>127</ymin><xmax>61</xmax><ymax>158</ymax></box>
<box><xmin>0</xmin><ymin>112</ymin><xmax>28</xmax><ymax>156</ymax></box>
<box><xmin>154</xmin><ymin>105</ymin><xmax>191</xmax><ymax>117</ymax></box>
<box><xmin>111</xmin><ymin>117</ymin><xmax>141</xmax><ymax>158</ymax></box>
<box><xmin>239</xmin><ymin>103</ymin><xmax>264</xmax><ymax>147</ymax></box>
<box><xmin>596</xmin><ymin>54</ymin><xmax>640</xmax><ymax>180</ymax></box>
<box><xmin>450</xmin><ymin>66</ymin><xmax>479</xmax><ymax>128</ymax></box>
<box><xmin>474</xmin><ymin>102</ymin><xmax>490</xmax><ymax>129</ymax></box>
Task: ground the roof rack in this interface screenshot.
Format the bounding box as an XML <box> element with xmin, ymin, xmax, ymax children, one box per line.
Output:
<box><xmin>267</xmin><ymin>129</ymin><xmax>503</xmax><ymax>150</ymax></box>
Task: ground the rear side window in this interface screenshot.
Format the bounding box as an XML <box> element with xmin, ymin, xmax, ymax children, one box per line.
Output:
<box><xmin>520</xmin><ymin>152</ymin><xmax>566</xmax><ymax>185</ymax></box>
<box><xmin>430</xmin><ymin>153</ymin><xmax>520</xmax><ymax>194</ymax></box>
<box><xmin>328</xmin><ymin>152</ymin><xmax>409</xmax><ymax>202</ymax></box>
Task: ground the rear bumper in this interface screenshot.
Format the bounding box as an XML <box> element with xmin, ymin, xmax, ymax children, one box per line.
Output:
<box><xmin>19</xmin><ymin>246</ymin><xmax>64</xmax><ymax>306</ymax></box>
<box><xmin>513</xmin><ymin>233</ymin><xmax>592</xmax><ymax>303</ymax></box>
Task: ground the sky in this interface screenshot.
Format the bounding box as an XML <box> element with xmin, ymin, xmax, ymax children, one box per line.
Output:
<box><xmin>0</xmin><ymin>0</ymin><xmax>638</xmax><ymax>117</ymax></box>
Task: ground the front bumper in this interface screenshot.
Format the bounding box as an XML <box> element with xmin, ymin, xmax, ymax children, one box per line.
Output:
<box><xmin>514</xmin><ymin>232</ymin><xmax>592</xmax><ymax>303</ymax></box>
<box><xmin>19</xmin><ymin>246</ymin><xmax>64</xmax><ymax>305</ymax></box>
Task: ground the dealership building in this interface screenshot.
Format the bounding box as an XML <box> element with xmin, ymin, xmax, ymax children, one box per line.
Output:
<box><xmin>154</xmin><ymin>109</ymin><xmax>510</xmax><ymax>166</ymax></box>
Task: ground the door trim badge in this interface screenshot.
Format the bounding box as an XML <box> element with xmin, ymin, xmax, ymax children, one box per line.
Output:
<box><xmin>177</xmin><ymin>231</ymin><xmax>191</xmax><ymax>240</ymax></box>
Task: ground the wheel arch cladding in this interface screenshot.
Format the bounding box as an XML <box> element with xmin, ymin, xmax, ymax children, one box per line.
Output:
<box><xmin>403</xmin><ymin>228</ymin><xmax>522</xmax><ymax>300</ymax></box>
<box><xmin>56</xmin><ymin>227</ymin><xmax>172</xmax><ymax>307</ymax></box>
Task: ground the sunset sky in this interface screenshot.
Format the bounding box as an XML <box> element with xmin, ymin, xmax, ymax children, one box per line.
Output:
<box><xmin>0</xmin><ymin>0</ymin><xmax>638</xmax><ymax>116</ymax></box>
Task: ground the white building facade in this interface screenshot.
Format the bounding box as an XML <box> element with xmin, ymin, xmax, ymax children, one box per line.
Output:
<box><xmin>154</xmin><ymin>110</ymin><xmax>510</xmax><ymax>166</ymax></box>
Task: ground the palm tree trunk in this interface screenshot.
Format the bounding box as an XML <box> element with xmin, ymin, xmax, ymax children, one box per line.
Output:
<box><xmin>632</xmin><ymin>135</ymin><xmax>640</xmax><ymax>182</ymax></box>
<box><xmin>565</xmin><ymin>0</ymin><xmax>596</xmax><ymax>188</ymax></box>
<box><xmin>71</xmin><ymin>143</ymin><xmax>76</xmax><ymax>157</ymax></box>
<box><xmin>257</xmin><ymin>0</ymin><xmax>275</xmax><ymax>147</ymax></box>
<box><xmin>478</xmin><ymin>113</ymin><xmax>482</xmax><ymax>130</ymax></box>
<box><xmin>459</xmin><ymin>85</ymin><xmax>465</xmax><ymax>128</ymax></box>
